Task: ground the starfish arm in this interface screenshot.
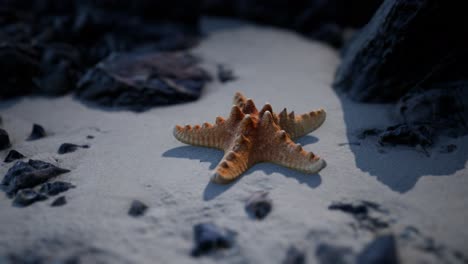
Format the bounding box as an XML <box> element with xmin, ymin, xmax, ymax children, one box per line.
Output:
<box><xmin>173</xmin><ymin>105</ymin><xmax>247</xmax><ymax>150</ymax></box>
<box><xmin>211</xmin><ymin>134</ymin><xmax>252</xmax><ymax>184</ymax></box>
<box><xmin>263</xmin><ymin>129</ymin><xmax>326</xmax><ymax>174</ymax></box>
<box><xmin>173</xmin><ymin>121</ymin><xmax>227</xmax><ymax>149</ymax></box>
<box><xmin>277</xmin><ymin>108</ymin><xmax>326</xmax><ymax>139</ymax></box>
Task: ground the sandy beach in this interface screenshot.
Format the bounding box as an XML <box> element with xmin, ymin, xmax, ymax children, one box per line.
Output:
<box><xmin>0</xmin><ymin>18</ymin><xmax>467</xmax><ymax>263</ymax></box>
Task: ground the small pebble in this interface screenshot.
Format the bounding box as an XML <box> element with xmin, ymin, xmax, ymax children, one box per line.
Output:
<box><xmin>128</xmin><ymin>200</ymin><xmax>148</xmax><ymax>217</ymax></box>
<box><xmin>191</xmin><ymin>222</ymin><xmax>235</xmax><ymax>257</ymax></box>
<box><xmin>4</xmin><ymin>150</ymin><xmax>25</xmax><ymax>163</ymax></box>
<box><xmin>12</xmin><ymin>189</ymin><xmax>48</xmax><ymax>207</ymax></box>
<box><xmin>1</xmin><ymin>159</ymin><xmax>70</xmax><ymax>196</ymax></box>
<box><xmin>245</xmin><ymin>191</ymin><xmax>273</xmax><ymax>220</ymax></box>
<box><xmin>57</xmin><ymin>143</ymin><xmax>89</xmax><ymax>154</ymax></box>
<box><xmin>39</xmin><ymin>181</ymin><xmax>75</xmax><ymax>196</ymax></box>
<box><xmin>87</xmin><ymin>135</ymin><xmax>94</xmax><ymax>139</ymax></box>
<box><xmin>283</xmin><ymin>246</ymin><xmax>306</xmax><ymax>264</ymax></box>
<box><xmin>27</xmin><ymin>124</ymin><xmax>46</xmax><ymax>141</ymax></box>
<box><xmin>51</xmin><ymin>196</ymin><xmax>67</xmax><ymax>207</ymax></box>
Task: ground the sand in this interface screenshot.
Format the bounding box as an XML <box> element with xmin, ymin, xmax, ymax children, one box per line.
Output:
<box><xmin>0</xmin><ymin>18</ymin><xmax>467</xmax><ymax>263</ymax></box>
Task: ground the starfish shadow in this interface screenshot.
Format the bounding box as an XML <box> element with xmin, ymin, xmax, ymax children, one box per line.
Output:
<box><xmin>162</xmin><ymin>146</ymin><xmax>223</xmax><ymax>170</ymax></box>
<box><xmin>164</xmin><ymin>137</ymin><xmax>322</xmax><ymax>201</ymax></box>
<box><xmin>295</xmin><ymin>135</ymin><xmax>319</xmax><ymax>145</ymax></box>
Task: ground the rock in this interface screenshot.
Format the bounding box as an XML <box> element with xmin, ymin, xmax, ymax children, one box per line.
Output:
<box><xmin>0</xmin><ymin>43</ymin><xmax>40</xmax><ymax>99</ymax></box>
<box><xmin>245</xmin><ymin>191</ymin><xmax>273</xmax><ymax>220</ymax></box>
<box><xmin>315</xmin><ymin>243</ymin><xmax>354</xmax><ymax>264</ymax></box>
<box><xmin>202</xmin><ymin>0</ymin><xmax>383</xmax><ymax>48</ymax></box>
<box><xmin>328</xmin><ymin>200</ymin><xmax>390</xmax><ymax>232</ymax></box>
<box><xmin>217</xmin><ymin>64</ymin><xmax>237</xmax><ymax>83</ymax></box>
<box><xmin>12</xmin><ymin>188</ymin><xmax>48</xmax><ymax>207</ymax></box>
<box><xmin>191</xmin><ymin>223</ymin><xmax>236</xmax><ymax>257</ymax></box>
<box><xmin>27</xmin><ymin>124</ymin><xmax>46</xmax><ymax>141</ymax></box>
<box><xmin>128</xmin><ymin>200</ymin><xmax>148</xmax><ymax>217</ymax></box>
<box><xmin>58</xmin><ymin>143</ymin><xmax>89</xmax><ymax>154</ymax></box>
<box><xmin>283</xmin><ymin>246</ymin><xmax>306</xmax><ymax>264</ymax></box>
<box><xmin>87</xmin><ymin>135</ymin><xmax>94</xmax><ymax>139</ymax></box>
<box><xmin>0</xmin><ymin>129</ymin><xmax>11</xmax><ymax>150</ymax></box>
<box><xmin>356</xmin><ymin>234</ymin><xmax>399</xmax><ymax>264</ymax></box>
<box><xmin>51</xmin><ymin>196</ymin><xmax>67</xmax><ymax>207</ymax></box>
<box><xmin>4</xmin><ymin>150</ymin><xmax>26</xmax><ymax>163</ymax></box>
<box><xmin>76</xmin><ymin>51</ymin><xmax>212</xmax><ymax>111</ymax></box>
<box><xmin>334</xmin><ymin>0</ymin><xmax>468</xmax><ymax>143</ymax></box>
<box><xmin>1</xmin><ymin>159</ymin><xmax>70</xmax><ymax>196</ymax></box>
<box><xmin>39</xmin><ymin>181</ymin><xmax>75</xmax><ymax>196</ymax></box>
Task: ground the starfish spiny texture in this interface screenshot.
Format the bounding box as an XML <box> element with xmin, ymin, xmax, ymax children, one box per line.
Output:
<box><xmin>173</xmin><ymin>92</ymin><xmax>327</xmax><ymax>184</ymax></box>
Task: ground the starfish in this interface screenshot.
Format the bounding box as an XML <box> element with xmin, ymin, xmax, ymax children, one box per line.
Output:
<box><xmin>173</xmin><ymin>92</ymin><xmax>327</xmax><ymax>184</ymax></box>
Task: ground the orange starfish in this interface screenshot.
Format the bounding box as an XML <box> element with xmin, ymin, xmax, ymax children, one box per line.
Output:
<box><xmin>173</xmin><ymin>92</ymin><xmax>327</xmax><ymax>184</ymax></box>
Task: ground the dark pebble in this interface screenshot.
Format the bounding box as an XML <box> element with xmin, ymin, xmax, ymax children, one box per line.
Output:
<box><xmin>217</xmin><ymin>64</ymin><xmax>237</xmax><ymax>83</ymax></box>
<box><xmin>51</xmin><ymin>196</ymin><xmax>67</xmax><ymax>207</ymax></box>
<box><xmin>356</xmin><ymin>234</ymin><xmax>399</xmax><ymax>264</ymax></box>
<box><xmin>39</xmin><ymin>181</ymin><xmax>75</xmax><ymax>196</ymax></box>
<box><xmin>4</xmin><ymin>150</ymin><xmax>25</xmax><ymax>163</ymax></box>
<box><xmin>283</xmin><ymin>246</ymin><xmax>306</xmax><ymax>264</ymax></box>
<box><xmin>128</xmin><ymin>200</ymin><xmax>148</xmax><ymax>217</ymax></box>
<box><xmin>58</xmin><ymin>143</ymin><xmax>88</xmax><ymax>154</ymax></box>
<box><xmin>245</xmin><ymin>191</ymin><xmax>273</xmax><ymax>220</ymax></box>
<box><xmin>0</xmin><ymin>129</ymin><xmax>11</xmax><ymax>150</ymax></box>
<box><xmin>1</xmin><ymin>159</ymin><xmax>70</xmax><ymax>196</ymax></box>
<box><xmin>12</xmin><ymin>189</ymin><xmax>48</xmax><ymax>207</ymax></box>
<box><xmin>379</xmin><ymin>124</ymin><xmax>433</xmax><ymax>147</ymax></box>
<box><xmin>27</xmin><ymin>124</ymin><xmax>46</xmax><ymax>141</ymax></box>
<box><xmin>191</xmin><ymin>223</ymin><xmax>235</xmax><ymax>257</ymax></box>
<box><xmin>87</xmin><ymin>135</ymin><xmax>94</xmax><ymax>139</ymax></box>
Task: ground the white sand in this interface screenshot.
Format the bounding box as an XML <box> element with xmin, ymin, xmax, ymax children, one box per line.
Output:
<box><xmin>0</xmin><ymin>18</ymin><xmax>467</xmax><ymax>263</ymax></box>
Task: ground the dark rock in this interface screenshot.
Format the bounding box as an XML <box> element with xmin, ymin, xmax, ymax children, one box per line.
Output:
<box><xmin>128</xmin><ymin>200</ymin><xmax>148</xmax><ymax>217</ymax></box>
<box><xmin>39</xmin><ymin>181</ymin><xmax>75</xmax><ymax>196</ymax></box>
<box><xmin>439</xmin><ymin>144</ymin><xmax>457</xmax><ymax>154</ymax></box>
<box><xmin>334</xmin><ymin>0</ymin><xmax>468</xmax><ymax>143</ymax></box>
<box><xmin>356</xmin><ymin>234</ymin><xmax>399</xmax><ymax>264</ymax></box>
<box><xmin>217</xmin><ymin>64</ymin><xmax>237</xmax><ymax>83</ymax></box>
<box><xmin>12</xmin><ymin>188</ymin><xmax>48</xmax><ymax>207</ymax></box>
<box><xmin>245</xmin><ymin>191</ymin><xmax>272</xmax><ymax>220</ymax></box>
<box><xmin>0</xmin><ymin>129</ymin><xmax>11</xmax><ymax>150</ymax></box>
<box><xmin>27</xmin><ymin>124</ymin><xmax>46</xmax><ymax>141</ymax></box>
<box><xmin>4</xmin><ymin>150</ymin><xmax>26</xmax><ymax>163</ymax></box>
<box><xmin>202</xmin><ymin>0</ymin><xmax>383</xmax><ymax>48</ymax></box>
<box><xmin>283</xmin><ymin>246</ymin><xmax>306</xmax><ymax>264</ymax></box>
<box><xmin>51</xmin><ymin>196</ymin><xmax>67</xmax><ymax>206</ymax></box>
<box><xmin>328</xmin><ymin>200</ymin><xmax>389</xmax><ymax>232</ymax></box>
<box><xmin>87</xmin><ymin>135</ymin><xmax>94</xmax><ymax>139</ymax></box>
<box><xmin>0</xmin><ymin>0</ymin><xmax>202</xmax><ymax>102</ymax></box>
<box><xmin>58</xmin><ymin>143</ymin><xmax>88</xmax><ymax>154</ymax></box>
<box><xmin>0</xmin><ymin>43</ymin><xmax>40</xmax><ymax>99</ymax></box>
<box><xmin>191</xmin><ymin>222</ymin><xmax>236</xmax><ymax>257</ymax></box>
<box><xmin>315</xmin><ymin>243</ymin><xmax>354</xmax><ymax>264</ymax></box>
<box><xmin>1</xmin><ymin>159</ymin><xmax>70</xmax><ymax>196</ymax></box>
<box><xmin>76</xmin><ymin>52</ymin><xmax>212</xmax><ymax>111</ymax></box>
